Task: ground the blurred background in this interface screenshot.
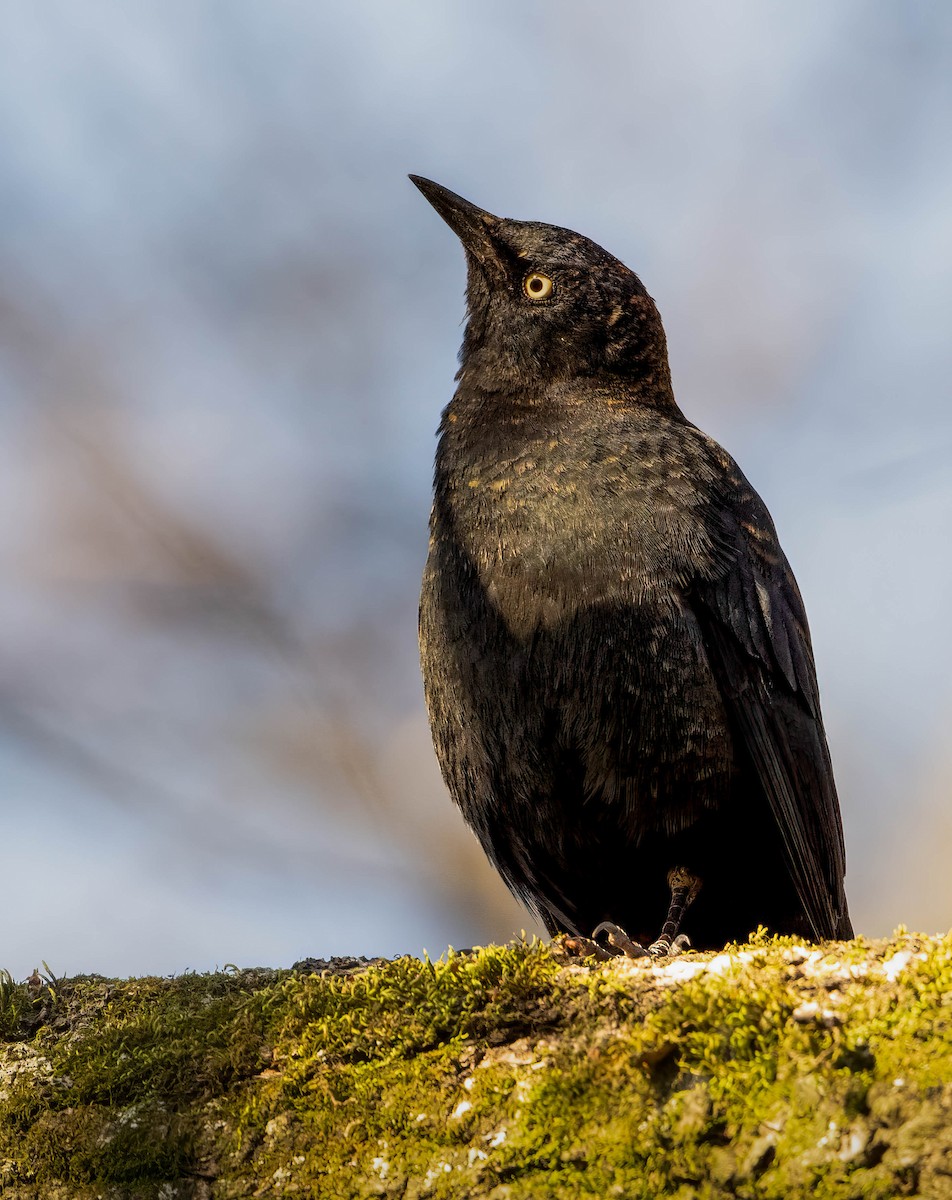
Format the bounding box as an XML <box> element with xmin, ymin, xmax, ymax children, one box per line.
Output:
<box><xmin>1</xmin><ymin>2</ymin><xmax>950</xmax><ymax>978</ymax></box>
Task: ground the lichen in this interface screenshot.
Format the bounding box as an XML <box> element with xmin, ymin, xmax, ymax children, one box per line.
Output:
<box><xmin>1</xmin><ymin>933</ymin><xmax>951</xmax><ymax>1198</ymax></box>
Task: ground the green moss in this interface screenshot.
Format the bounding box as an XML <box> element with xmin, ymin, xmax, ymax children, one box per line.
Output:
<box><xmin>2</xmin><ymin>934</ymin><xmax>951</xmax><ymax>1198</ymax></box>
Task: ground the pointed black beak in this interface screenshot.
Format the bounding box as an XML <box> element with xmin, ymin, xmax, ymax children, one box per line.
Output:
<box><xmin>409</xmin><ymin>175</ymin><xmax>505</xmax><ymax>274</ymax></box>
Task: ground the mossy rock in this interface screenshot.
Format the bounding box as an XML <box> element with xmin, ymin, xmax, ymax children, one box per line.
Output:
<box><xmin>1</xmin><ymin>931</ymin><xmax>951</xmax><ymax>1198</ymax></box>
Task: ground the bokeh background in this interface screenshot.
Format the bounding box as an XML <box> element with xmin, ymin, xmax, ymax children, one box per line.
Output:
<box><xmin>1</xmin><ymin>2</ymin><xmax>950</xmax><ymax>978</ymax></box>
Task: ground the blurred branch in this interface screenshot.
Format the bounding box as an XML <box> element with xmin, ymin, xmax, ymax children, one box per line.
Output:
<box><xmin>0</xmin><ymin>278</ymin><xmax>522</xmax><ymax>936</ymax></box>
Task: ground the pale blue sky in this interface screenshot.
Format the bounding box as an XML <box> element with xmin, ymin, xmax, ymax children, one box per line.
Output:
<box><xmin>1</xmin><ymin>2</ymin><xmax>950</xmax><ymax>976</ymax></box>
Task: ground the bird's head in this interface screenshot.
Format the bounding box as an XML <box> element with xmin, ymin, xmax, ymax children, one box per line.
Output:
<box><xmin>411</xmin><ymin>175</ymin><xmax>673</xmax><ymax>404</ymax></box>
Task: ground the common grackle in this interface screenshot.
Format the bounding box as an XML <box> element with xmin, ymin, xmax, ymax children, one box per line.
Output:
<box><xmin>412</xmin><ymin>175</ymin><xmax>852</xmax><ymax>955</ymax></box>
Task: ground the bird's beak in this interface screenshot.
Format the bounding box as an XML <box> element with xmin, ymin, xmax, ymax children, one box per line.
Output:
<box><xmin>409</xmin><ymin>175</ymin><xmax>505</xmax><ymax>277</ymax></box>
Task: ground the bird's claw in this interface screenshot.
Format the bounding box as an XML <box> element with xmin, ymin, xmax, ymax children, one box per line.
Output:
<box><xmin>591</xmin><ymin>921</ymin><xmax>650</xmax><ymax>958</ymax></box>
<box><xmin>648</xmin><ymin>932</ymin><xmax>692</xmax><ymax>958</ymax></box>
<box><xmin>560</xmin><ymin>935</ymin><xmax>614</xmax><ymax>962</ymax></box>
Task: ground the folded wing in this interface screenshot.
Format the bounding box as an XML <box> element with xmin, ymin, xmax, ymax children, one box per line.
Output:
<box><xmin>689</xmin><ymin>461</ymin><xmax>852</xmax><ymax>940</ymax></box>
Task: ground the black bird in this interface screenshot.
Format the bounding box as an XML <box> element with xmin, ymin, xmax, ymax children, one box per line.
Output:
<box><xmin>411</xmin><ymin>175</ymin><xmax>852</xmax><ymax>955</ymax></box>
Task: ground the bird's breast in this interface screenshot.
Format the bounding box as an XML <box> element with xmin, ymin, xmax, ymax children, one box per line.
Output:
<box><xmin>435</xmin><ymin>432</ymin><xmax>707</xmax><ymax>640</ymax></box>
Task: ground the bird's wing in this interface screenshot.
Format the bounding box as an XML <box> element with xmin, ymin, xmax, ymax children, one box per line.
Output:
<box><xmin>687</xmin><ymin>451</ymin><xmax>851</xmax><ymax>940</ymax></box>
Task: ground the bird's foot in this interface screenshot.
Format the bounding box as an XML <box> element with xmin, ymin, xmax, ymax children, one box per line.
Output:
<box><xmin>591</xmin><ymin>921</ymin><xmax>650</xmax><ymax>958</ymax></box>
<box><xmin>560</xmin><ymin>924</ymin><xmax>691</xmax><ymax>962</ymax></box>
<box><xmin>560</xmin><ymin>935</ymin><xmax>615</xmax><ymax>962</ymax></box>
<box><xmin>647</xmin><ymin>932</ymin><xmax>692</xmax><ymax>958</ymax></box>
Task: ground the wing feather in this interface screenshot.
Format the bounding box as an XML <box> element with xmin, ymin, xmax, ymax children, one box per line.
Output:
<box><xmin>690</xmin><ymin>466</ymin><xmax>851</xmax><ymax>939</ymax></box>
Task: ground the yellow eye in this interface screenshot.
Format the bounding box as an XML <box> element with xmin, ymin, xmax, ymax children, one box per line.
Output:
<box><xmin>523</xmin><ymin>272</ymin><xmax>554</xmax><ymax>301</ymax></box>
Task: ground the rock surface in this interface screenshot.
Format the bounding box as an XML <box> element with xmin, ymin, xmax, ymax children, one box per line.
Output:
<box><xmin>1</xmin><ymin>931</ymin><xmax>951</xmax><ymax>1198</ymax></box>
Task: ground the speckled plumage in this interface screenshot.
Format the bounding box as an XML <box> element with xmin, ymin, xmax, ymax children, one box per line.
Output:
<box><xmin>412</xmin><ymin>177</ymin><xmax>852</xmax><ymax>948</ymax></box>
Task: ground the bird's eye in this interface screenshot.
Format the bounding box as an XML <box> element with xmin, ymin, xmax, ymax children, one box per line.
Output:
<box><xmin>523</xmin><ymin>272</ymin><xmax>554</xmax><ymax>301</ymax></box>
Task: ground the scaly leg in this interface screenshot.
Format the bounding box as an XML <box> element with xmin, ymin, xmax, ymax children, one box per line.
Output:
<box><xmin>648</xmin><ymin>866</ymin><xmax>702</xmax><ymax>957</ymax></box>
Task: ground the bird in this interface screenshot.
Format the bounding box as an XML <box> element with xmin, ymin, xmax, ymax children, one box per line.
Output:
<box><xmin>411</xmin><ymin>175</ymin><xmax>852</xmax><ymax>956</ymax></box>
